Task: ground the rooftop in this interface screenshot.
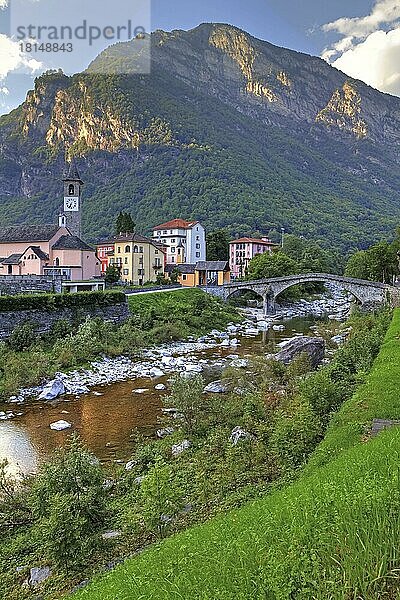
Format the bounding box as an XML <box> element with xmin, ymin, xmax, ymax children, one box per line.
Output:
<box><xmin>63</xmin><ymin>159</ymin><xmax>83</xmax><ymax>184</ymax></box>
<box><xmin>52</xmin><ymin>235</ymin><xmax>94</xmax><ymax>251</ymax></box>
<box><xmin>114</xmin><ymin>233</ymin><xmax>163</xmax><ymax>250</ymax></box>
<box><xmin>27</xmin><ymin>246</ymin><xmax>49</xmax><ymax>261</ymax></box>
<box><xmin>153</xmin><ymin>219</ymin><xmax>199</xmax><ymax>231</ymax></box>
<box><xmin>0</xmin><ymin>224</ymin><xmax>62</xmax><ymax>244</ymax></box>
<box><xmin>196</xmin><ymin>261</ymin><xmax>230</xmax><ymax>271</ymax></box>
<box><xmin>165</xmin><ymin>263</ymin><xmax>196</xmax><ymax>274</ymax></box>
<box><xmin>1</xmin><ymin>253</ymin><xmax>23</xmax><ymax>265</ymax></box>
<box><xmin>230</xmin><ymin>237</ymin><xmax>278</xmax><ymax>245</ymax></box>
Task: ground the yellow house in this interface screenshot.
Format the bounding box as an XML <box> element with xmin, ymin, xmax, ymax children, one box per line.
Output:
<box><xmin>110</xmin><ymin>234</ymin><xmax>165</xmax><ymax>285</ymax></box>
<box><xmin>166</xmin><ymin>261</ymin><xmax>230</xmax><ymax>287</ymax></box>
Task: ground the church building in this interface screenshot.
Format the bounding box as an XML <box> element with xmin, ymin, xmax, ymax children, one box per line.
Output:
<box><xmin>0</xmin><ymin>163</ymin><xmax>101</xmax><ymax>287</ymax></box>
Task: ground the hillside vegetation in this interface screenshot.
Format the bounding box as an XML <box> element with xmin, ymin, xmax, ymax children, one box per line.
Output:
<box><xmin>0</xmin><ymin>24</ymin><xmax>400</xmax><ymax>250</ymax></box>
<box><xmin>74</xmin><ymin>310</ymin><xmax>400</xmax><ymax>599</ymax></box>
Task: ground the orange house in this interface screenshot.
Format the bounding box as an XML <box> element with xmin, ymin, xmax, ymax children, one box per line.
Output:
<box><xmin>166</xmin><ymin>261</ymin><xmax>230</xmax><ymax>287</ymax></box>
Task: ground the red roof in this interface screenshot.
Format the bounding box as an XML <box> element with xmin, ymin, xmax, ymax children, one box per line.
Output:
<box><xmin>230</xmin><ymin>237</ymin><xmax>278</xmax><ymax>245</ymax></box>
<box><xmin>153</xmin><ymin>219</ymin><xmax>199</xmax><ymax>231</ymax></box>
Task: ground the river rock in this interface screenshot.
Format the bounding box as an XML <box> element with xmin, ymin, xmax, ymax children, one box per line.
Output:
<box><xmin>230</xmin><ymin>426</ymin><xmax>251</xmax><ymax>445</ymax></box>
<box><xmin>150</xmin><ymin>367</ymin><xmax>165</xmax><ymax>378</ymax></box>
<box><xmin>230</xmin><ymin>359</ymin><xmax>249</xmax><ymax>369</ymax></box>
<box><xmin>102</xmin><ymin>530</ymin><xmax>122</xmax><ymax>540</ymax></box>
<box><xmin>29</xmin><ymin>566</ymin><xmax>51</xmax><ymax>587</ymax></box>
<box><xmin>185</xmin><ymin>363</ymin><xmax>203</xmax><ymax>373</ymax></box>
<box><xmin>125</xmin><ymin>460</ymin><xmax>136</xmax><ymax>471</ymax></box>
<box><xmin>49</xmin><ymin>420</ymin><xmax>72</xmax><ymax>431</ymax></box>
<box><xmin>155</xmin><ymin>383</ymin><xmax>166</xmax><ymax>391</ymax></box>
<box><xmin>157</xmin><ymin>427</ymin><xmax>175</xmax><ymax>439</ymax></box>
<box><xmin>172</xmin><ymin>440</ymin><xmax>192</xmax><ymax>458</ymax></box>
<box><xmin>38</xmin><ymin>379</ymin><xmax>65</xmax><ymax>401</ymax></box>
<box><xmin>273</xmin><ymin>337</ymin><xmax>325</xmax><ymax>369</ymax></box>
<box><xmin>204</xmin><ymin>380</ymin><xmax>229</xmax><ymax>394</ymax></box>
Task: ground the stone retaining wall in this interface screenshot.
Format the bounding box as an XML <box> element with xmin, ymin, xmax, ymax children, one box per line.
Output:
<box><xmin>0</xmin><ymin>276</ymin><xmax>63</xmax><ymax>295</ymax></box>
<box><xmin>0</xmin><ymin>302</ymin><xmax>129</xmax><ymax>340</ymax></box>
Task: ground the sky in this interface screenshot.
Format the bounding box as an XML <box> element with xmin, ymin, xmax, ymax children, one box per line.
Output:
<box><xmin>0</xmin><ymin>0</ymin><xmax>399</xmax><ymax>115</ymax></box>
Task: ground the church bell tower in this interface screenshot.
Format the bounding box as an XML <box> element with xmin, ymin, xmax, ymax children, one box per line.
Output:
<box><xmin>62</xmin><ymin>160</ymin><xmax>84</xmax><ymax>238</ymax></box>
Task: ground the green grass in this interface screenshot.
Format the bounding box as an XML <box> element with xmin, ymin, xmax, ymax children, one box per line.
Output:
<box><xmin>127</xmin><ymin>288</ymin><xmax>240</xmax><ymax>337</ymax></box>
<box><xmin>74</xmin><ymin>310</ymin><xmax>400</xmax><ymax>600</ymax></box>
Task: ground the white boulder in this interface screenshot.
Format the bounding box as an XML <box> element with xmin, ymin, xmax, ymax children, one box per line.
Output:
<box><xmin>38</xmin><ymin>379</ymin><xmax>65</xmax><ymax>401</ymax></box>
<box><xmin>49</xmin><ymin>420</ymin><xmax>72</xmax><ymax>431</ymax></box>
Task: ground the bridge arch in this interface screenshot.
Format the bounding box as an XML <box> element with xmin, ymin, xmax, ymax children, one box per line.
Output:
<box><xmin>272</xmin><ymin>277</ymin><xmax>364</xmax><ymax>306</ymax></box>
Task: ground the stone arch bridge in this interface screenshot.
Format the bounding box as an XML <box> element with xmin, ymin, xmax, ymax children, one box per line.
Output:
<box><xmin>202</xmin><ymin>273</ymin><xmax>395</xmax><ymax>314</ymax></box>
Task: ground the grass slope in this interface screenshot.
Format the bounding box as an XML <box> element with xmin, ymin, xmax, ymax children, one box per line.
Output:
<box><xmin>74</xmin><ymin>310</ymin><xmax>400</xmax><ymax>600</ymax></box>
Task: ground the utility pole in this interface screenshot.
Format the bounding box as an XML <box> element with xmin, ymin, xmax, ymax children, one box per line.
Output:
<box><xmin>281</xmin><ymin>227</ymin><xmax>285</xmax><ymax>249</ymax></box>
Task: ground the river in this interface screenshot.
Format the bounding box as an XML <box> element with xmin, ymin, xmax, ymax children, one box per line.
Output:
<box><xmin>0</xmin><ymin>316</ymin><xmax>323</xmax><ymax>476</ymax></box>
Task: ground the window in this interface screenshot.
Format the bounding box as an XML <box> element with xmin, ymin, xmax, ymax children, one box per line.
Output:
<box><xmin>182</xmin><ymin>274</ymin><xmax>187</xmax><ymax>281</ymax></box>
<box><xmin>163</xmin><ymin>230</ymin><xmax>167</xmax><ymax>234</ymax></box>
<box><xmin>123</xmin><ymin>269</ymin><xmax>129</xmax><ymax>276</ymax></box>
<box><xmin>139</xmin><ymin>257</ymin><xmax>144</xmax><ymax>264</ymax></box>
<box><xmin>171</xmin><ymin>257</ymin><xmax>175</xmax><ymax>263</ymax></box>
<box><xmin>171</xmin><ymin>247</ymin><xmax>176</xmax><ymax>253</ymax></box>
<box><xmin>196</xmin><ymin>244</ymin><xmax>200</xmax><ymax>249</ymax></box>
<box><xmin>124</xmin><ymin>257</ymin><xmax>128</xmax><ymax>264</ymax></box>
<box><xmin>171</xmin><ymin>239</ymin><xmax>176</xmax><ymax>244</ymax></box>
<box><xmin>155</xmin><ymin>249</ymin><xmax>159</xmax><ymax>254</ymax></box>
<box><xmin>196</xmin><ymin>252</ymin><xmax>200</xmax><ymax>258</ymax></box>
<box><xmin>133</xmin><ymin>246</ymin><xmax>138</xmax><ymax>253</ymax></box>
<box><xmin>125</xmin><ymin>245</ymin><xmax>131</xmax><ymax>253</ymax></box>
<box><xmin>68</xmin><ymin>184</ymin><xmax>75</xmax><ymax>196</ymax></box>
<box><xmin>139</xmin><ymin>247</ymin><xmax>143</xmax><ymax>253</ymax></box>
<box><xmin>138</xmin><ymin>269</ymin><xmax>145</xmax><ymax>276</ymax></box>
<box><xmin>196</xmin><ymin>236</ymin><xmax>200</xmax><ymax>241</ymax></box>
<box><xmin>117</xmin><ymin>247</ymin><xmax>121</xmax><ymax>253</ymax></box>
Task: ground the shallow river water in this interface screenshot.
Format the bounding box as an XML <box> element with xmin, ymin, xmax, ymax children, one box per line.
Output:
<box><xmin>0</xmin><ymin>317</ymin><xmax>318</xmax><ymax>475</ymax></box>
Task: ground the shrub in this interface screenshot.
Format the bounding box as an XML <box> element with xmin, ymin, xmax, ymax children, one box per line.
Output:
<box><xmin>31</xmin><ymin>435</ymin><xmax>107</xmax><ymax>570</ymax></box>
<box><xmin>7</xmin><ymin>322</ymin><xmax>38</xmax><ymax>352</ymax></box>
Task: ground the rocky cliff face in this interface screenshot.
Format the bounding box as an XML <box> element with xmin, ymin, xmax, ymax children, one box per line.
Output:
<box><xmin>0</xmin><ymin>23</ymin><xmax>399</xmax><ymax>247</ymax></box>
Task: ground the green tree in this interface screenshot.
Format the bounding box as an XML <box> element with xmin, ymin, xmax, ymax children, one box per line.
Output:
<box><xmin>31</xmin><ymin>435</ymin><xmax>107</xmax><ymax>570</ymax></box>
<box><xmin>116</xmin><ymin>211</ymin><xmax>136</xmax><ymax>234</ymax></box>
<box><xmin>247</xmin><ymin>251</ymin><xmax>298</xmax><ymax>280</ymax></box>
<box><xmin>207</xmin><ymin>230</ymin><xmax>230</xmax><ymax>261</ymax></box>
<box><xmin>139</xmin><ymin>457</ymin><xmax>181</xmax><ymax>539</ymax></box>
<box><xmin>345</xmin><ymin>241</ymin><xmax>398</xmax><ymax>283</ymax></box>
<box><xmin>165</xmin><ymin>374</ymin><xmax>206</xmax><ymax>435</ymax></box>
<box><xmin>105</xmin><ymin>264</ymin><xmax>121</xmax><ymax>285</ymax></box>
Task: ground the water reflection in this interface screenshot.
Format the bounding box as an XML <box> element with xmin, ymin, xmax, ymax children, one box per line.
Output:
<box><xmin>0</xmin><ymin>317</ymin><xmax>316</xmax><ymax>473</ymax></box>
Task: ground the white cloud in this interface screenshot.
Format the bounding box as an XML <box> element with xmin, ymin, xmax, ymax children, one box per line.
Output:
<box><xmin>323</xmin><ymin>0</ymin><xmax>400</xmax><ymax>40</ymax></box>
<box><xmin>0</xmin><ymin>0</ymin><xmax>8</xmax><ymax>8</ymax></box>
<box><xmin>0</xmin><ymin>34</ymin><xmax>42</xmax><ymax>80</ymax></box>
<box><xmin>0</xmin><ymin>86</ymin><xmax>9</xmax><ymax>94</ymax></box>
<box><xmin>321</xmin><ymin>0</ymin><xmax>400</xmax><ymax>96</ymax></box>
<box><xmin>333</xmin><ymin>27</ymin><xmax>400</xmax><ymax>96</ymax></box>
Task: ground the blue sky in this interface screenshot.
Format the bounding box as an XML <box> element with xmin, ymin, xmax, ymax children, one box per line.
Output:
<box><xmin>1</xmin><ymin>0</ymin><xmax>399</xmax><ymax>114</ymax></box>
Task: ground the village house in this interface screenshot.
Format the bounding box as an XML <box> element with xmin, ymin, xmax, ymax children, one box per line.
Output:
<box><xmin>229</xmin><ymin>237</ymin><xmax>278</xmax><ymax>279</ymax></box>
<box><xmin>152</xmin><ymin>219</ymin><xmax>206</xmax><ymax>265</ymax></box>
<box><xmin>166</xmin><ymin>261</ymin><xmax>230</xmax><ymax>287</ymax></box>
<box><xmin>96</xmin><ymin>239</ymin><xmax>115</xmax><ymax>275</ymax></box>
<box><xmin>107</xmin><ymin>233</ymin><xmax>166</xmax><ymax>286</ymax></box>
<box><xmin>0</xmin><ymin>164</ymin><xmax>102</xmax><ymax>291</ymax></box>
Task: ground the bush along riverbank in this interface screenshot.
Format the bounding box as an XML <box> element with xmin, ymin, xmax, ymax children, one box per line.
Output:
<box><xmin>0</xmin><ymin>289</ymin><xmax>240</xmax><ymax>402</ymax></box>
<box><xmin>0</xmin><ymin>308</ymin><xmax>391</xmax><ymax>600</ymax></box>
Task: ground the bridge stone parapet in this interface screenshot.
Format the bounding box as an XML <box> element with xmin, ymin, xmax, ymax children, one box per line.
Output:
<box><xmin>202</xmin><ymin>273</ymin><xmax>393</xmax><ymax>315</ymax></box>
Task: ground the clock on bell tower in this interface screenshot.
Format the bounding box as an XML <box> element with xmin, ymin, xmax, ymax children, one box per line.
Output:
<box><xmin>63</xmin><ymin>160</ymin><xmax>84</xmax><ymax>238</ymax></box>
